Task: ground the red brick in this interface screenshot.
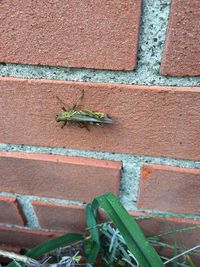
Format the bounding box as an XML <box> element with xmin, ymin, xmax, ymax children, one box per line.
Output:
<box><xmin>0</xmin><ymin>226</ymin><xmax>60</xmax><ymax>249</ymax></box>
<box><xmin>137</xmin><ymin>165</ymin><xmax>200</xmax><ymax>214</ymax></box>
<box><xmin>0</xmin><ymin>0</ymin><xmax>142</xmax><ymax>70</ymax></box>
<box><xmin>0</xmin><ymin>151</ymin><xmax>121</xmax><ymax>202</ymax></box>
<box><xmin>0</xmin><ymin>244</ymin><xmax>21</xmax><ymax>253</ymax></box>
<box><xmin>130</xmin><ymin>212</ymin><xmax>200</xmax><ymax>265</ymax></box>
<box><xmin>0</xmin><ymin>215</ymin><xmax>199</xmax><ymax>265</ymax></box>
<box><xmin>131</xmin><ymin>212</ymin><xmax>200</xmax><ymax>248</ymax></box>
<box><xmin>32</xmin><ymin>201</ymin><xmax>108</xmax><ymax>233</ymax></box>
<box><xmin>0</xmin><ymin>196</ymin><xmax>26</xmax><ymax>226</ymax></box>
<box><xmin>32</xmin><ymin>201</ymin><xmax>86</xmax><ymax>232</ymax></box>
<box><xmin>160</xmin><ymin>0</ymin><xmax>200</xmax><ymax>76</ymax></box>
<box><xmin>33</xmin><ymin>201</ymin><xmax>200</xmax><ymax>253</ymax></box>
<box><xmin>1</xmin><ymin>77</ymin><xmax>200</xmax><ymax>160</ymax></box>
<box><xmin>32</xmin><ymin>203</ymin><xmax>200</xmax><ymax>264</ymax></box>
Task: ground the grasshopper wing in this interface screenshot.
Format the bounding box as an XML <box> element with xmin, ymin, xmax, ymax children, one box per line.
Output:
<box><xmin>70</xmin><ymin>113</ymin><xmax>112</xmax><ymax>124</ymax></box>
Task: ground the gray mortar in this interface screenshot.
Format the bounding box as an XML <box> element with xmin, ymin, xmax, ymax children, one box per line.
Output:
<box><xmin>0</xmin><ymin>191</ymin><xmax>85</xmax><ymax>229</ymax></box>
<box><xmin>0</xmin><ymin>144</ymin><xmax>199</xmax><ymax>229</ymax></box>
<box><xmin>0</xmin><ymin>0</ymin><xmax>200</xmax><ymax>229</ymax></box>
<box><xmin>0</xmin><ymin>0</ymin><xmax>200</xmax><ymax>86</ymax></box>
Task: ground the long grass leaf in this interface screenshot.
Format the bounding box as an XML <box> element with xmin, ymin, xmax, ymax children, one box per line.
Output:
<box><xmin>93</xmin><ymin>193</ymin><xmax>164</xmax><ymax>267</ymax></box>
<box><xmin>85</xmin><ymin>203</ymin><xmax>100</xmax><ymax>263</ymax></box>
<box><xmin>6</xmin><ymin>233</ymin><xmax>83</xmax><ymax>267</ymax></box>
<box><xmin>85</xmin><ymin>203</ymin><xmax>99</xmax><ymax>245</ymax></box>
<box><xmin>184</xmin><ymin>255</ymin><xmax>196</xmax><ymax>267</ymax></box>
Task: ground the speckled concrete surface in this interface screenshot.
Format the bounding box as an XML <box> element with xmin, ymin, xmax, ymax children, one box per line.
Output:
<box><xmin>0</xmin><ymin>0</ymin><xmax>200</xmax><ymax>86</ymax></box>
<box><xmin>0</xmin><ymin>144</ymin><xmax>199</xmax><ymax>228</ymax></box>
<box><xmin>0</xmin><ymin>0</ymin><xmax>200</xmax><ymax>229</ymax></box>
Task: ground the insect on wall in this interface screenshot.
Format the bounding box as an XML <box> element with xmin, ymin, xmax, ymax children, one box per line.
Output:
<box><xmin>55</xmin><ymin>89</ymin><xmax>113</xmax><ymax>131</ymax></box>
<box><xmin>26</xmin><ymin>88</ymin><xmax>113</xmax><ymax>144</ymax></box>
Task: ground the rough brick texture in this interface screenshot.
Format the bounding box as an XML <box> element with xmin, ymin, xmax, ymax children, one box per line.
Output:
<box><xmin>0</xmin><ymin>0</ymin><xmax>142</xmax><ymax>70</ymax></box>
<box><xmin>0</xmin><ymin>196</ymin><xmax>26</xmax><ymax>226</ymax></box>
<box><xmin>32</xmin><ymin>200</ymin><xmax>200</xmax><ymax>264</ymax></box>
<box><xmin>137</xmin><ymin>165</ymin><xmax>200</xmax><ymax>214</ymax></box>
<box><xmin>32</xmin><ymin>201</ymin><xmax>86</xmax><ymax>232</ymax></box>
<box><xmin>1</xmin><ymin>77</ymin><xmax>200</xmax><ymax>160</ymax></box>
<box><xmin>0</xmin><ymin>226</ymin><xmax>60</xmax><ymax>248</ymax></box>
<box><xmin>0</xmin><ymin>151</ymin><xmax>121</xmax><ymax>202</ymax></box>
<box><xmin>160</xmin><ymin>0</ymin><xmax>200</xmax><ymax>76</ymax></box>
<box><xmin>131</xmin><ymin>212</ymin><xmax>200</xmax><ymax>249</ymax></box>
<box><xmin>32</xmin><ymin>201</ymin><xmax>108</xmax><ymax>232</ymax></box>
<box><xmin>0</xmin><ymin>244</ymin><xmax>21</xmax><ymax>253</ymax></box>
<box><xmin>131</xmin><ymin>212</ymin><xmax>200</xmax><ymax>265</ymax></box>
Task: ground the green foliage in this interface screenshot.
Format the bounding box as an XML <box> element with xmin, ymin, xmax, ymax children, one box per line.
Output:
<box><xmin>6</xmin><ymin>233</ymin><xmax>84</xmax><ymax>267</ymax></box>
<box><xmin>4</xmin><ymin>193</ymin><xmax>199</xmax><ymax>267</ymax></box>
<box><xmin>86</xmin><ymin>193</ymin><xmax>164</xmax><ymax>267</ymax></box>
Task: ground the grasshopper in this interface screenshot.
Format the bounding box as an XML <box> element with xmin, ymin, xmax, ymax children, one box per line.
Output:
<box><xmin>55</xmin><ymin>89</ymin><xmax>112</xmax><ymax>129</ymax></box>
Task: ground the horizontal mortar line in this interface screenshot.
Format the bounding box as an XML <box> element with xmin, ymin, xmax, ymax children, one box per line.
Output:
<box><xmin>134</xmin><ymin>207</ymin><xmax>200</xmax><ymax>221</ymax></box>
<box><xmin>0</xmin><ymin>144</ymin><xmax>199</xmax><ymax>221</ymax></box>
<box><xmin>0</xmin><ymin>143</ymin><xmax>199</xmax><ymax>168</ymax></box>
<box><xmin>0</xmin><ymin>222</ymin><xmax>58</xmax><ymax>232</ymax></box>
<box><xmin>0</xmin><ymin>221</ymin><xmax>68</xmax><ymax>233</ymax></box>
<box><xmin>1</xmin><ymin>0</ymin><xmax>200</xmax><ymax>86</ymax></box>
<box><xmin>1</xmin><ymin>0</ymin><xmax>199</xmax><ymax>232</ymax></box>
<box><xmin>0</xmin><ymin>192</ymin><xmax>199</xmax><ymax>222</ymax></box>
<box><xmin>0</xmin><ymin>63</ymin><xmax>200</xmax><ymax>87</ymax></box>
<box><xmin>0</xmin><ymin>192</ymin><xmax>86</xmax><ymax>206</ymax></box>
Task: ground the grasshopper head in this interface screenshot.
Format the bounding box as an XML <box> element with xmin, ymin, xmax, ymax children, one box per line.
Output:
<box><xmin>55</xmin><ymin>111</ymin><xmax>73</xmax><ymax>122</ymax></box>
<box><xmin>55</xmin><ymin>112</ymin><xmax>66</xmax><ymax>122</ymax></box>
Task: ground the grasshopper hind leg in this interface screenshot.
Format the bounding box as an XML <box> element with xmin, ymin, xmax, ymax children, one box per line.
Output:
<box><xmin>76</xmin><ymin>121</ymin><xmax>90</xmax><ymax>131</ymax></box>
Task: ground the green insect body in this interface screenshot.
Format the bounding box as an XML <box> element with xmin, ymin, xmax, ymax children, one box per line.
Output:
<box><xmin>55</xmin><ymin>90</ymin><xmax>112</xmax><ymax>129</ymax></box>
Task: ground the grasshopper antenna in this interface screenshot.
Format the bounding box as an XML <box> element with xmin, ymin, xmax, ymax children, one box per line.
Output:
<box><xmin>72</xmin><ymin>89</ymin><xmax>84</xmax><ymax>110</ymax></box>
<box><xmin>56</xmin><ymin>96</ymin><xmax>69</xmax><ymax>111</ymax></box>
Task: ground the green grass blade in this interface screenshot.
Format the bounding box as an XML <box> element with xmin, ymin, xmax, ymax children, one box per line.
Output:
<box><xmin>6</xmin><ymin>233</ymin><xmax>83</xmax><ymax>267</ymax></box>
<box><xmin>85</xmin><ymin>203</ymin><xmax>100</xmax><ymax>263</ymax></box>
<box><xmin>172</xmin><ymin>239</ymin><xmax>178</xmax><ymax>267</ymax></box>
<box><xmin>86</xmin><ymin>242</ymin><xmax>100</xmax><ymax>264</ymax></box>
<box><xmin>93</xmin><ymin>192</ymin><xmax>164</xmax><ymax>267</ymax></box>
<box><xmin>85</xmin><ymin>203</ymin><xmax>100</xmax><ymax>245</ymax></box>
<box><xmin>184</xmin><ymin>255</ymin><xmax>196</xmax><ymax>267</ymax></box>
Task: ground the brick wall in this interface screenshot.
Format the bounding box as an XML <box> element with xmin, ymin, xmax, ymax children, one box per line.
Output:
<box><xmin>0</xmin><ymin>0</ymin><xmax>199</xmax><ymax>258</ymax></box>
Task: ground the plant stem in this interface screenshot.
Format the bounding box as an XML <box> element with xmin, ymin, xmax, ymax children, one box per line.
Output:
<box><xmin>0</xmin><ymin>249</ymin><xmax>40</xmax><ymax>267</ymax></box>
<box><xmin>164</xmin><ymin>245</ymin><xmax>200</xmax><ymax>264</ymax></box>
